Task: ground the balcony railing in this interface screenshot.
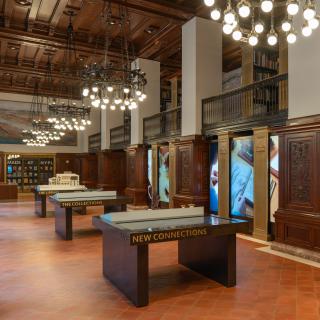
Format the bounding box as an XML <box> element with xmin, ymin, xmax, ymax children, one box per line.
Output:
<box><xmin>143</xmin><ymin>107</ymin><xmax>181</xmax><ymax>143</ymax></box>
<box><xmin>202</xmin><ymin>73</ymin><xmax>288</xmax><ymax>134</ymax></box>
<box><xmin>110</xmin><ymin>124</ymin><xmax>131</xmax><ymax>150</ymax></box>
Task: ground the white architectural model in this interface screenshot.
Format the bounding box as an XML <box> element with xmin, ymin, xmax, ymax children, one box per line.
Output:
<box><xmin>49</xmin><ymin>173</ymin><xmax>80</xmax><ymax>186</ymax></box>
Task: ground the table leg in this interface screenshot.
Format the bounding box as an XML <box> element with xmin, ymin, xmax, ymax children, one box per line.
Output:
<box><xmin>35</xmin><ymin>194</ymin><xmax>47</xmax><ymax>218</ymax></box>
<box><xmin>103</xmin><ymin>204</ymin><xmax>127</xmax><ymax>213</ymax></box>
<box><xmin>55</xmin><ymin>206</ymin><xmax>73</xmax><ymax>240</ymax></box>
<box><xmin>102</xmin><ymin>227</ymin><xmax>149</xmax><ymax>307</ymax></box>
<box><xmin>178</xmin><ymin>234</ymin><xmax>236</xmax><ymax>287</ymax></box>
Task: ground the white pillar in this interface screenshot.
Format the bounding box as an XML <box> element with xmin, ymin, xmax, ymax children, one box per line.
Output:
<box><xmin>101</xmin><ymin>108</ymin><xmax>124</xmax><ymax>150</ymax></box>
<box><xmin>131</xmin><ymin>58</ymin><xmax>160</xmax><ymax>145</ymax></box>
<box><xmin>182</xmin><ymin>17</ymin><xmax>222</xmax><ymax>136</ymax></box>
<box><xmin>289</xmin><ymin>0</ymin><xmax>320</xmax><ymax>119</ymax></box>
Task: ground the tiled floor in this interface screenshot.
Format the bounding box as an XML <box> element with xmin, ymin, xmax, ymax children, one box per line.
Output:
<box><xmin>1</xmin><ymin>197</ymin><xmax>320</xmax><ymax>319</ymax></box>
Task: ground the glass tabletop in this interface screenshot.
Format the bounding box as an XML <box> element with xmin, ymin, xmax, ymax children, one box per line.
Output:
<box><xmin>105</xmin><ymin>215</ymin><xmax>245</xmax><ymax>233</ymax></box>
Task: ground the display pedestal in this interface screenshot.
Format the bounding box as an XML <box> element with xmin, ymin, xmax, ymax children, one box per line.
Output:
<box><xmin>125</xmin><ymin>145</ymin><xmax>148</xmax><ymax>208</ymax></box>
<box><xmin>172</xmin><ymin>136</ymin><xmax>209</xmax><ymax>212</ymax></box>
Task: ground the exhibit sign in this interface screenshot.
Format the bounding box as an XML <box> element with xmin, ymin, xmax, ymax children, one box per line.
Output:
<box><xmin>158</xmin><ymin>146</ymin><xmax>169</xmax><ymax>203</ymax></box>
<box><xmin>230</xmin><ymin>137</ymin><xmax>254</xmax><ymax>218</ymax></box>
<box><xmin>209</xmin><ymin>142</ymin><xmax>219</xmax><ymax>214</ymax></box>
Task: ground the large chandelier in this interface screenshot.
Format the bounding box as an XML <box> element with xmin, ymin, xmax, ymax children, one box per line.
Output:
<box><xmin>81</xmin><ymin>2</ymin><xmax>147</xmax><ymax>111</ymax></box>
<box><xmin>204</xmin><ymin>0</ymin><xmax>319</xmax><ymax>46</ymax></box>
<box><xmin>48</xmin><ymin>12</ymin><xmax>91</xmax><ymax>131</ymax></box>
<box><xmin>21</xmin><ymin>78</ymin><xmax>65</xmax><ymax>147</ymax></box>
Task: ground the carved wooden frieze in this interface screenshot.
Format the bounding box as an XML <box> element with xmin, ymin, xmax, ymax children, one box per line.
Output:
<box><xmin>288</xmin><ymin>140</ymin><xmax>312</xmax><ymax>206</ymax></box>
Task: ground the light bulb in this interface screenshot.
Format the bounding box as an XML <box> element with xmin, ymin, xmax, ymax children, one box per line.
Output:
<box><xmin>237</xmin><ymin>0</ymin><xmax>251</xmax><ymax>18</ymax></box>
<box><xmin>110</xmin><ymin>105</ymin><xmax>116</xmax><ymax>110</ymax></box>
<box><xmin>141</xmin><ymin>93</ymin><xmax>147</xmax><ymax>99</ymax></box>
<box><xmin>92</xmin><ymin>85</ymin><xmax>98</xmax><ymax>92</ymax></box>
<box><xmin>287</xmin><ymin>0</ymin><xmax>299</xmax><ymax>15</ymax></box>
<box><xmin>79</xmin><ymin>126</ymin><xmax>85</xmax><ymax>131</ymax></box>
<box><xmin>204</xmin><ymin>0</ymin><xmax>214</xmax><ymax>6</ymax></box>
<box><xmin>303</xmin><ymin>5</ymin><xmax>316</xmax><ymax>20</ymax></box>
<box><xmin>101</xmin><ymin>104</ymin><xmax>106</xmax><ymax>110</ymax></box>
<box><xmin>309</xmin><ymin>16</ymin><xmax>319</xmax><ymax>29</ymax></box>
<box><xmin>107</xmin><ymin>86</ymin><xmax>114</xmax><ymax>92</ymax></box>
<box><xmin>210</xmin><ymin>8</ymin><xmax>221</xmax><ymax>20</ymax></box>
<box><xmin>139</xmin><ymin>97</ymin><xmax>143</xmax><ymax>102</ymax></box>
<box><xmin>224</xmin><ymin>9</ymin><xmax>236</xmax><ymax>24</ymax></box>
<box><xmin>136</xmin><ymin>90</ymin><xmax>142</xmax><ymax>96</ymax></box>
<box><xmin>82</xmin><ymin>87</ymin><xmax>89</xmax><ymax>97</ymax></box>
<box><xmin>302</xmin><ymin>23</ymin><xmax>312</xmax><ymax>36</ymax></box>
<box><xmin>223</xmin><ymin>23</ymin><xmax>233</xmax><ymax>35</ymax></box>
<box><xmin>123</xmin><ymin>87</ymin><xmax>130</xmax><ymax>94</ymax></box>
<box><xmin>267</xmin><ymin>30</ymin><xmax>278</xmax><ymax>46</ymax></box>
<box><xmin>103</xmin><ymin>98</ymin><xmax>109</xmax><ymax>104</ymax></box>
<box><xmin>261</xmin><ymin>0</ymin><xmax>273</xmax><ymax>13</ymax></box>
<box><xmin>282</xmin><ymin>20</ymin><xmax>292</xmax><ymax>32</ymax></box>
<box><xmin>90</xmin><ymin>94</ymin><xmax>95</xmax><ymax>100</ymax></box>
<box><xmin>232</xmin><ymin>29</ymin><xmax>242</xmax><ymax>41</ymax></box>
<box><xmin>287</xmin><ymin>30</ymin><xmax>297</xmax><ymax>43</ymax></box>
<box><xmin>120</xmin><ymin>105</ymin><xmax>126</xmax><ymax>111</ymax></box>
<box><xmin>248</xmin><ymin>33</ymin><xmax>258</xmax><ymax>46</ymax></box>
<box><xmin>131</xmin><ymin>101</ymin><xmax>138</xmax><ymax>109</ymax></box>
<box><xmin>254</xmin><ymin>21</ymin><xmax>264</xmax><ymax>33</ymax></box>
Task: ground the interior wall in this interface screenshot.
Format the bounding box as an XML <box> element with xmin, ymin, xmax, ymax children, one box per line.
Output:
<box><xmin>0</xmin><ymin>92</ymin><xmax>101</xmax><ymax>154</ymax></box>
<box><xmin>289</xmin><ymin>0</ymin><xmax>320</xmax><ymax>119</ymax></box>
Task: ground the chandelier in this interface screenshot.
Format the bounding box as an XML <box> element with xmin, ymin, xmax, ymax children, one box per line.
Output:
<box><xmin>21</xmin><ymin>78</ymin><xmax>65</xmax><ymax>147</ymax></box>
<box><xmin>81</xmin><ymin>1</ymin><xmax>147</xmax><ymax>111</ymax></box>
<box><xmin>48</xmin><ymin>11</ymin><xmax>91</xmax><ymax>131</ymax></box>
<box><xmin>204</xmin><ymin>0</ymin><xmax>319</xmax><ymax>45</ymax></box>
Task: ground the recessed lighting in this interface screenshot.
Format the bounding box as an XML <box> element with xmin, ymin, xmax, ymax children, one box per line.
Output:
<box><xmin>15</xmin><ymin>0</ymin><xmax>32</xmax><ymax>6</ymax></box>
<box><xmin>10</xmin><ymin>46</ymin><xmax>17</xmax><ymax>50</ymax></box>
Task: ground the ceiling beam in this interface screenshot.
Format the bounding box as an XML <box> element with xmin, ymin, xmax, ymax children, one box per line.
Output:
<box><xmin>0</xmin><ymin>39</ymin><xmax>7</xmax><ymax>64</ymax></box>
<box><xmin>2</xmin><ymin>0</ymin><xmax>14</xmax><ymax>28</ymax></box>
<box><xmin>17</xmin><ymin>44</ymin><xmax>26</xmax><ymax>66</ymax></box>
<box><xmin>27</xmin><ymin>0</ymin><xmax>42</xmax><ymax>32</ymax></box>
<box><xmin>48</xmin><ymin>0</ymin><xmax>70</xmax><ymax>36</ymax></box>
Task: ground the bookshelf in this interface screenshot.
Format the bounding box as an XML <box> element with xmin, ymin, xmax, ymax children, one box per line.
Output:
<box><xmin>88</xmin><ymin>133</ymin><xmax>101</xmax><ymax>152</ymax></box>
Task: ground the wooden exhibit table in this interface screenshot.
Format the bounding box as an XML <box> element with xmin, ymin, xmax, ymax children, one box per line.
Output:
<box><xmin>51</xmin><ymin>191</ymin><xmax>133</xmax><ymax>240</ymax></box>
<box><xmin>34</xmin><ymin>185</ymin><xmax>87</xmax><ymax>218</ymax></box>
<box><xmin>93</xmin><ymin>208</ymin><xmax>248</xmax><ymax>307</ymax></box>
<box><xmin>0</xmin><ymin>183</ymin><xmax>18</xmax><ymax>200</ymax></box>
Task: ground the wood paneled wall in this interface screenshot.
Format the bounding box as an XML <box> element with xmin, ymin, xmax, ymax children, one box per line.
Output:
<box><xmin>125</xmin><ymin>145</ymin><xmax>148</xmax><ymax>207</ymax></box>
<box><xmin>275</xmin><ymin>123</ymin><xmax>320</xmax><ymax>251</ymax></box>
<box><xmin>172</xmin><ymin>136</ymin><xmax>210</xmax><ymax>212</ymax></box>
<box><xmin>0</xmin><ymin>152</ymin><xmax>5</xmax><ymax>182</ymax></box>
<box><xmin>55</xmin><ymin>153</ymin><xmax>76</xmax><ymax>174</ymax></box>
<box><xmin>97</xmin><ymin>150</ymin><xmax>127</xmax><ymax>194</ymax></box>
<box><xmin>74</xmin><ymin>153</ymin><xmax>98</xmax><ymax>189</ymax></box>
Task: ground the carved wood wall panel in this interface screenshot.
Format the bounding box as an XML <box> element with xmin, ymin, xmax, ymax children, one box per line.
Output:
<box><xmin>275</xmin><ymin>126</ymin><xmax>320</xmax><ymax>251</ymax></box>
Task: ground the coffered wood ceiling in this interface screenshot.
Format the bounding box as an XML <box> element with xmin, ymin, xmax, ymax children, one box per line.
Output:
<box><xmin>0</xmin><ymin>0</ymin><xmax>241</xmax><ymax>97</ymax></box>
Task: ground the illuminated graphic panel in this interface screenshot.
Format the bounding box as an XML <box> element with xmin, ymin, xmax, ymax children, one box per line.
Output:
<box><xmin>230</xmin><ymin>137</ymin><xmax>254</xmax><ymax>218</ymax></box>
<box><xmin>147</xmin><ymin>149</ymin><xmax>152</xmax><ymax>204</ymax></box>
<box><xmin>270</xmin><ymin>136</ymin><xmax>279</xmax><ymax>222</ymax></box>
<box><xmin>209</xmin><ymin>142</ymin><xmax>218</xmax><ymax>214</ymax></box>
<box><xmin>158</xmin><ymin>146</ymin><xmax>169</xmax><ymax>203</ymax></box>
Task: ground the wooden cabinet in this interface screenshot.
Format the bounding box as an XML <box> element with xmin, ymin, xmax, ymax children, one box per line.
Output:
<box><xmin>275</xmin><ymin>124</ymin><xmax>320</xmax><ymax>251</ymax></box>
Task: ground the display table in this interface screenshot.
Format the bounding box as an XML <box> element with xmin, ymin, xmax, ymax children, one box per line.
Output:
<box><xmin>92</xmin><ymin>207</ymin><xmax>248</xmax><ymax>307</ymax></box>
<box><xmin>0</xmin><ymin>183</ymin><xmax>18</xmax><ymax>200</ymax></box>
<box><xmin>34</xmin><ymin>184</ymin><xmax>87</xmax><ymax>218</ymax></box>
<box><xmin>50</xmin><ymin>191</ymin><xmax>133</xmax><ymax>240</ymax></box>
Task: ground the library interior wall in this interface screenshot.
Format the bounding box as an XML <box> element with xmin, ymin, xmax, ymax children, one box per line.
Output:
<box><xmin>0</xmin><ymin>92</ymin><xmax>101</xmax><ymax>154</ymax></box>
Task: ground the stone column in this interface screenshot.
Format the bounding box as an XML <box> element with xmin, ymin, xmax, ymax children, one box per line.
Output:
<box><xmin>181</xmin><ymin>17</ymin><xmax>222</xmax><ymax>137</ymax></box>
<box><xmin>218</xmin><ymin>132</ymin><xmax>231</xmax><ymax>218</ymax></box>
<box><xmin>253</xmin><ymin>127</ymin><xmax>271</xmax><ymax>241</ymax></box>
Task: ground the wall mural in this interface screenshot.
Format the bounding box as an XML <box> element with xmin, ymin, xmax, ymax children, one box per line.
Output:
<box><xmin>0</xmin><ymin>100</ymin><xmax>77</xmax><ymax>146</ymax></box>
<box><xmin>230</xmin><ymin>137</ymin><xmax>254</xmax><ymax>218</ymax></box>
<box><xmin>209</xmin><ymin>142</ymin><xmax>219</xmax><ymax>214</ymax></box>
<box><xmin>158</xmin><ymin>146</ymin><xmax>169</xmax><ymax>203</ymax></box>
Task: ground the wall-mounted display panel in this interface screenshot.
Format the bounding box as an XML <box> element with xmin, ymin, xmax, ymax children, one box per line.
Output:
<box><xmin>209</xmin><ymin>142</ymin><xmax>218</xmax><ymax>214</ymax></box>
<box><xmin>158</xmin><ymin>146</ymin><xmax>169</xmax><ymax>203</ymax></box>
<box><xmin>147</xmin><ymin>149</ymin><xmax>152</xmax><ymax>205</ymax></box>
<box><xmin>270</xmin><ymin>135</ymin><xmax>279</xmax><ymax>223</ymax></box>
<box><xmin>230</xmin><ymin>137</ymin><xmax>254</xmax><ymax>218</ymax></box>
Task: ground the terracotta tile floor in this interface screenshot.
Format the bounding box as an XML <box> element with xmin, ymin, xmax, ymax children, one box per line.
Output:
<box><xmin>1</xmin><ymin>196</ymin><xmax>320</xmax><ymax>320</ymax></box>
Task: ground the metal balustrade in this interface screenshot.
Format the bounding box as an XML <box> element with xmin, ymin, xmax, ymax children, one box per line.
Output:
<box><xmin>143</xmin><ymin>107</ymin><xmax>181</xmax><ymax>143</ymax></box>
<box><xmin>202</xmin><ymin>73</ymin><xmax>288</xmax><ymax>134</ymax></box>
<box><xmin>110</xmin><ymin>124</ymin><xmax>131</xmax><ymax>150</ymax></box>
